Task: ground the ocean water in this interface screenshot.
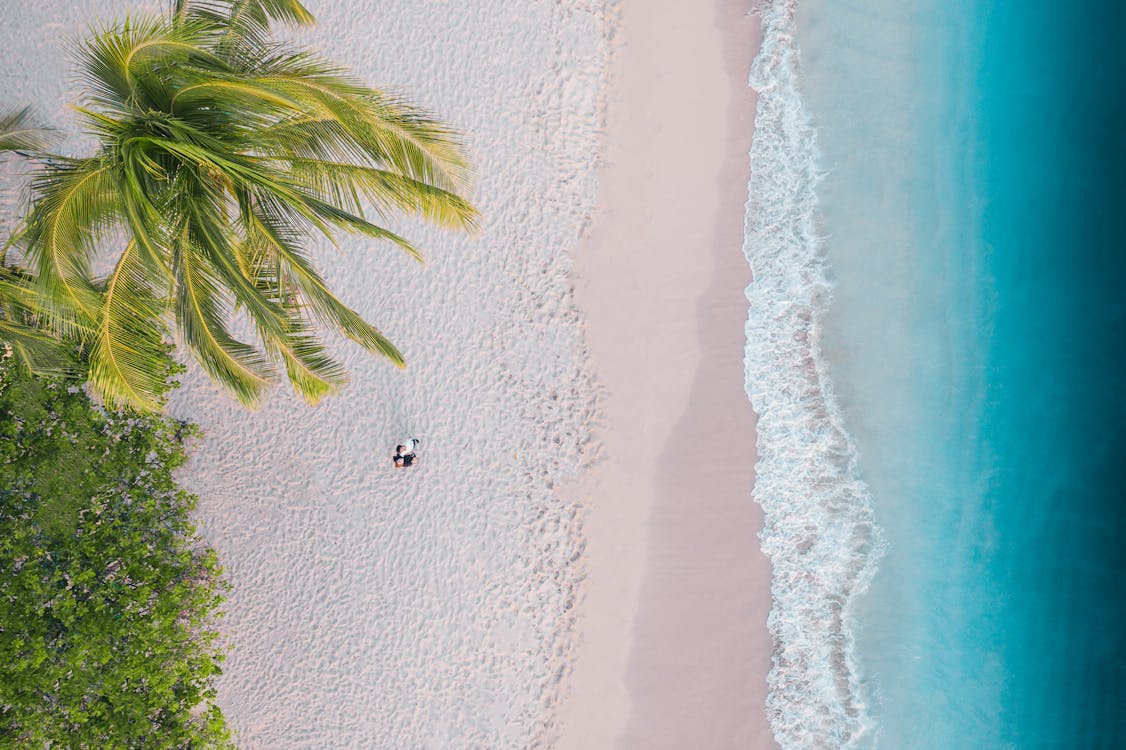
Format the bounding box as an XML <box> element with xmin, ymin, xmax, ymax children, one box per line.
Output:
<box><xmin>747</xmin><ymin>0</ymin><xmax>1126</xmax><ymax>747</ymax></box>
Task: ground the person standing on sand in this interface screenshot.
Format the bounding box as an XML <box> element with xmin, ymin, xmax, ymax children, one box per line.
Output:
<box><xmin>393</xmin><ymin>438</ymin><xmax>421</xmax><ymax>468</ymax></box>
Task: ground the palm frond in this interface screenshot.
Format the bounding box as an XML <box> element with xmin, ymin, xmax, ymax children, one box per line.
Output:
<box><xmin>233</xmin><ymin>56</ymin><xmax>471</xmax><ymax>191</ymax></box>
<box><xmin>0</xmin><ymin>320</ymin><xmax>72</xmax><ymax>376</ymax></box>
<box><xmin>182</xmin><ymin>0</ymin><xmax>314</xmax><ymax>31</ymax></box>
<box><xmin>0</xmin><ymin>114</ymin><xmax>70</xmax><ymax>375</ymax></box>
<box><xmin>255</xmin><ymin>303</ymin><xmax>347</xmax><ymax>404</ymax></box>
<box><xmin>0</xmin><ymin>266</ymin><xmax>74</xmax><ymax>376</ymax></box>
<box><xmin>170</xmin><ymin>75</ymin><xmax>301</xmax><ymax>115</ymax></box>
<box><xmin>23</xmin><ymin>158</ymin><xmax>119</xmax><ymax>332</ymax></box>
<box><xmin>285</xmin><ymin>157</ymin><xmax>479</xmax><ymax>230</ymax></box>
<box><xmin>174</xmin><ymin>239</ymin><xmax>275</xmax><ymax>405</ymax></box>
<box><xmin>116</xmin><ymin>147</ymin><xmax>175</xmax><ymax>276</ymax></box>
<box><xmin>88</xmin><ymin>242</ymin><xmax>170</xmax><ymax>410</ymax></box>
<box><xmin>78</xmin><ymin>16</ymin><xmax>221</xmax><ymax>114</ymax></box>
<box><xmin>298</xmin><ymin>194</ymin><xmax>426</xmax><ymax>263</ymax></box>
<box><xmin>182</xmin><ymin>0</ymin><xmax>313</xmax><ymax>62</ymax></box>
<box><xmin>18</xmin><ymin>1</ymin><xmax>475</xmax><ymax>410</ymax></box>
<box><xmin>183</xmin><ymin>176</ymin><xmax>288</xmax><ymax>339</ymax></box>
<box><xmin>244</xmin><ymin>196</ymin><xmax>405</xmax><ymax>365</ymax></box>
<box><xmin>0</xmin><ymin>108</ymin><xmax>52</xmax><ymax>153</ymax></box>
<box><xmin>230</xmin><ymin>230</ymin><xmax>343</xmax><ymax>401</ymax></box>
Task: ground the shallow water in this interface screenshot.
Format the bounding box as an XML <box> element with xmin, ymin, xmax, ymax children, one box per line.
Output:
<box><xmin>743</xmin><ymin>3</ymin><xmax>884</xmax><ymax>745</ymax></box>
<box><xmin>747</xmin><ymin>0</ymin><xmax>1126</xmax><ymax>746</ymax></box>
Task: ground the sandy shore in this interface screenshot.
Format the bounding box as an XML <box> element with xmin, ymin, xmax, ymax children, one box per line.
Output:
<box><xmin>559</xmin><ymin>1</ymin><xmax>775</xmax><ymax>748</ymax></box>
<box><xmin>1</xmin><ymin>1</ymin><xmax>774</xmax><ymax>745</ymax></box>
<box><xmin>0</xmin><ymin>1</ymin><xmax>607</xmax><ymax>746</ymax></box>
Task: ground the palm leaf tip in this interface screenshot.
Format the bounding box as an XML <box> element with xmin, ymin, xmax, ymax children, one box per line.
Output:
<box><xmin>0</xmin><ymin>324</ymin><xmax>74</xmax><ymax>378</ymax></box>
<box><xmin>0</xmin><ymin>264</ymin><xmax>78</xmax><ymax>377</ymax></box>
<box><xmin>0</xmin><ymin>107</ymin><xmax>53</xmax><ymax>153</ymax></box>
<box><xmin>176</xmin><ymin>247</ymin><xmax>278</xmax><ymax>407</ymax></box>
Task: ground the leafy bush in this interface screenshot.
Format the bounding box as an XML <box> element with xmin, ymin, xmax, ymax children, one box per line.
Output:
<box><xmin>0</xmin><ymin>362</ymin><xmax>232</xmax><ymax>748</ymax></box>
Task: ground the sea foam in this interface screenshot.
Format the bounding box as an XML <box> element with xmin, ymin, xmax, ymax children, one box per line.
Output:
<box><xmin>743</xmin><ymin>2</ymin><xmax>886</xmax><ymax>747</ymax></box>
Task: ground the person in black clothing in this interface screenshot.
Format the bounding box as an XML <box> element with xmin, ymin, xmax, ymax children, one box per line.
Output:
<box><xmin>393</xmin><ymin>438</ymin><xmax>420</xmax><ymax>468</ymax></box>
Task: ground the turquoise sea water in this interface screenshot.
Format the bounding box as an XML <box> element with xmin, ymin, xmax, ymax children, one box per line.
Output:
<box><xmin>747</xmin><ymin>0</ymin><xmax>1126</xmax><ymax>746</ymax></box>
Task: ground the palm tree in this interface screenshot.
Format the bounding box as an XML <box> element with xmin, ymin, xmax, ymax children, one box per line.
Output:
<box><xmin>23</xmin><ymin>0</ymin><xmax>477</xmax><ymax>411</ymax></box>
<box><xmin>0</xmin><ymin>108</ymin><xmax>73</xmax><ymax>375</ymax></box>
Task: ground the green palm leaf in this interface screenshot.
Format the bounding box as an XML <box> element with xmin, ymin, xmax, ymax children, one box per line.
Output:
<box><xmin>88</xmin><ymin>242</ymin><xmax>170</xmax><ymax>410</ymax></box>
<box><xmin>78</xmin><ymin>16</ymin><xmax>221</xmax><ymax>114</ymax></box>
<box><xmin>241</xmin><ymin>194</ymin><xmax>405</xmax><ymax>364</ymax></box>
<box><xmin>0</xmin><ymin>110</ymin><xmax>74</xmax><ymax>376</ymax></box>
<box><xmin>24</xmin><ymin>158</ymin><xmax>120</xmax><ymax>332</ymax></box>
<box><xmin>252</xmin><ymin>290</ymin><xmax>347</xmax><ymax>404</ymax></box>
<box><xmin>174</xmin><ymin>239</ymin><xmax>275</xmax><ymax>405</ymax></box>
<box><xmin>20</xmin><ymin>0</ymin><xmax>476</xmax><ymax>410</ymax></box>
<box><xmin>254</xmin><ymin>71</ymin><xmax>471</xmax><ymax>193</ymax></box>
<box><xmin>0</xmin><ymin>266</ymin><xmax>73</xmax><ymax>376</ymax></box>
<box><xmin>0</xmin><ymin>108</ymin><xmax>52</xmax><ymax>153</ymax></box>
<box><xmin>232</xmin><ymin>237</ymin><xmax>345</xmax><ymax>403</ymax></box>
<box><xmin>285</xmin><ymin>157</ymin><xmax>478</xmax><ymax>230</ymax></box>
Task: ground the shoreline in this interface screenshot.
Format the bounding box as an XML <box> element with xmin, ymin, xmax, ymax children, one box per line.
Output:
<box><xmin>0</xmin><ymin>1</ymin><xmax>775</xmax><ymax>745</ymax></box>
<box><xmin>558</xmin><ymin>1</ymin><xmax>774</xmax><ymax>747</ymax></box>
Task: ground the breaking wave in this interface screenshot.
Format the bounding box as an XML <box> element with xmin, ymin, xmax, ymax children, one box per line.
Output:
<box><xmin>743</xmin><ymin>2</ymin><xmax>886</xmax><ymax>747</ymax></box>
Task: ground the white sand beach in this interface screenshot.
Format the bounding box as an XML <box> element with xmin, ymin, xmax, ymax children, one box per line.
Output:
<box><xmin>558</xmin><ymin>1</ymin><xmax>774</xmax><ymax>748</ymax></box>
<box><xmin>0</xmin><ymin>1</ymin><xmax>775</xmax><ymax>747</ymax></box>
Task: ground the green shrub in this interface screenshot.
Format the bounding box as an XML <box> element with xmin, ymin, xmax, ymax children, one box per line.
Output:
<box><xmin>0</xmin><ymin>362</ymin><xmax>232</xmax><ymax>748</ymax></box>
